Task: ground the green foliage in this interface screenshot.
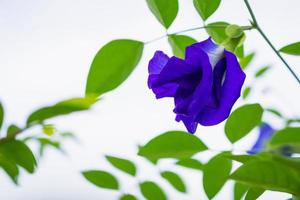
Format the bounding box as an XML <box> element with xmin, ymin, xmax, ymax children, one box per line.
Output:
<box><xmin>82</xmin><ymin>170</ymin><xmax>119</xmax><ymax>190</ymax></box>
<box><xmin>193</xmin><ymin>0</ymin><xmax>221</xmax><ymax>21</ymax></box>
<box><xmin>105</xmin><ymin>155</ymin><xmax>137</xmax><ymax>176</ymax></box>
<box><xmin>205</xmin><ymin>21</ymin><xmax>229</xmax><ymax>44</ymax></box>
<box><xmin>0</xmin><ymin>102</ymin><xmax>3</xmax><ymax>131</ymax></box>
<box><xmin>138</xmin><ymin>131</ymin><xmax>207</xmax><ymax>163</ymax></box>
<box><xmin>255</xmin><ymin>66</ymin><xmax>270</xmax><ymax>78</ymax></box>
<box><xmin>235</xmin><ymin>45</ymin><xmax>245</xmax><ymax>58</ymax></box>
<box><xmin>146</xmin><ymin>0</ymin><xmax>178</xmax><ymax>29</ymax></box>
<box><xmin>242</xmin><ymin>86</ymin><xmax>251</xmax><ymax>99</ymax></box>
<box><xmin>244</xmin><ymin>188</ymin><xmax>264</xmax><ymax>200</ymax></box>
<box><xmin>234</xmin><ymin>182</ymin><xmax>248</xmax><ymax>200</ymax></box>
<box><xmin>265</xmin><ymin>108</ymin><xmax>283</xmax><ymax>118</ymax></box>
<box><xmin>139</xmin><ymin>181</ymin><xmax>167</xmax><ymax>200</ymax></box>
<box><xmin>269</xmin><ymin>127</ymin><xmax>300</xmax><ymax>152</ymax></box>
<box><xmin>203</xmin><ymin>153</ymin><xmax>232</xmax><ymax>199</ymax></box>
<box><xmin>6</xmin><ymin>124</ymin><xmax>21</xmax><ymax>138</ymax></box>
<box><xmin>85</xmin><ymin>39</ymin><xmax>144</xmax><ymax>97</ymax></box>
<box><xmin>222</xmin><ymin>33</ymin><xmax>246</xmax><ymax>52</ymax></box>
<box><xmin>279</xmin><ymin>42</ymin><xmax>300</xmax><ymax>55</ymax></box>
<box><xmin>225</xmin><ymin>24</ymin><xmax>243</xmax><ymax>38</ymax></box>
<box><xmin>239</xmin><ymin>52</ymin><xmax>255</xmax><ymax>69</ymax></box>
<box><xmin>0</xmin><ymin>156</ymin><xmax>19</xmax><ymax>184</ymax></box>
<box><xmin>225</xmin><ymin>103</ymin><xmax>263</xmax><ymax>143</ymax></box>
<box><xmin>27</xmin><ymin>97</ymin><xmax>97</xmax><ymax>126</ymax></box>
<box><xmin>168</xmin><ymin>34</ymin><xmax>197</xmax><ymax>58</ymax></box>
<box><xmin>160</xmin><ymin>171</ymin><xmax>186</xmax><ymax>192</ymax></box>
<box><xmin>176</xmin><ymin>158</ymin><xmax>203</xmax><ymax>170</ymax></box>
<box><xmin>42</xmin><ymin>124</ymin><xmax>56</xmax><ymax>136</ymax></box>
<box><xmin>119</xmin><ymin>194</ymin><xmax>137</xmax><ymax>200</ymax></box>
<box><xmin>37</xmin><ymin>138</ymin><xmax>61</xmax><ymax>157</ymax></box>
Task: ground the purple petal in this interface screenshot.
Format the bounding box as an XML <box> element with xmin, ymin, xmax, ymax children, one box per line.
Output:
<box><xmin>148</xmin><ymin>51</ymin><xmax>169</xmax><ymax>75</ymax></box>
<box><xmin>197</xmin><ymin>50</ymin><xmax>246</xmax><ymax>126</ymax></box>
<box><xmin>152</xmin><ymin>83</ymin><xmax>179</xmax><ymax>99</ymax></box>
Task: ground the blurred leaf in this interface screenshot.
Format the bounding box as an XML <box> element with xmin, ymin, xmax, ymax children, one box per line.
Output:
<box><xmin>27</xmin><ymin>97</ymin><xmax>97</xmax><ymax>126</ymax></box>
<box><xmin>82</xmin><ymin>170</ymin><xmax>119</xmax><ymax>190</ymax></box>
<box><xmin>0</xmin><ymin>157</ymin><xmax>19</xmax><ymax>184</ymax></box>
<box><xmin>265</xmin><ymin>108</ymin><xmax>283</xmax><ymax>118</ymax></box>
<box><xmin>230</xmin><ymin>158</ymin><xmax>300</xmax><ymax>196</ymax></box>
<box><xmin>225</xmin><ymin>24</ymin><xmax>243</xmax><ymax>38</ymax></box>
<box><xmin>244</xmin><ymin>188</ymin><xmax>264</xmax><ymax>200</ymax></box>
<box><xmin>225</xmin><ymin>103</ymin><xmax>263</xmax><ymax>143</ymax></box>
<box><xmin>242</xmin><ymin>87</ymin><xmax>251</xmax><ymax>99</ymax></box>
<box><xmin>286</xmin><ymin>118</ymin><xmax>300</xmax><ymax>126</ymax></box>
<box><xmin>176</xmin><ymin>158</ymin><xmax>203</xmax><ymax>170</ymax></box>
<box><xmin>85</xmin><ymin>39</ymin><xmax>143</xmax><ymax>97</ymax></box>
<box><xmin>0</xmin><ymin>102</ymin><xmax>3</xmax><ymax>131</ymax></box>
<box><xmin>168</xmin><ymin>35</ymin><xmax>197</xmax><ymax>58</ymax></box>
<box><xmin>225</xmin><ymin>154</ymin><xmax>256</xmax><ymax>164</ymax></box>
<box><xmin>205</xmin><ymin>21</ymin><xmax>229</xmax><ymax>44</ymax></box>
<box><xmin>255</xmin><ymin>66</ymin><xmax>270</xmax><ymax>78</ymax></box>
<box><xmin>269</xmin><ymin>127</ymin><xmax>300</xmax><ymax>150</ymax></box>
<box><xmin>193</xmin><ymin>0</ymin><xmax>221</xmax><ymax>21</ymax></box>
<box><xmin>234</xmin><ymin>182</ymin><xmax>248</xmax><ymax>200</ymax></box>
<box><xmin>119</xmin><ymin>194</ymin><xmax>137</xmax><ymax>200</ymax></box>
<box><xmin>0</xmin><ymin>140</ymin><xmax>36</xmax><ymax>173</ymax></box>
<box><xmin>146</xmin><ymin>0</ymin><xmax>178</xmax><ymax>29</ymax></box>
<box><xmin>37</xmin><ymin>138</ymin><xmax>61</xmax><ymax>157</ymax></box>
<box><xmin>235</xmin><ymin>45</ymin><xmax>244</xmax><ymax>58</ymax></box>
<box><xmin>42</xmin><ymin>124</ymin><xmax>56</xmax><ymax>136</ymax></box>
<box><xmin>6</xmin><ymin>124</ymin><xmax>21</xmax><ymax>138</ymax></box>
<box><xmin>105</xmin><ymin>155</ymin><xmax>137</xmax><ymax>176</ymax></box>
<box><xmin>160</xmin><ymin>171</ymin><xmax>186</xmax><ymax>192</ymax></box>
<box><xmin>138</xmin><ymin>131</ymin><xmax>207</xmax><ymax>163</ymax></box>
<box><xmin>239</xmin><ymin>52</ymin><xmax>255</xmax><ymax>69</ymax></box>
<box><xmin>139</xmin><ymin>181</ymin><xmax>167</xmax><ymax>200</ymax></box>
<box><xmin>203</xmin><ymin>153</ymin><xmax>232</xmax><ymax>199</ymax></box>
<box><xmin>279</xmin><ymin>42</ymin><xmax>300</xmax><ymax>55</ymax></box>
<box><xmin>222</xmin><ymin>33</ymin><xmax>246</xmax><ymax>52</ymax></box>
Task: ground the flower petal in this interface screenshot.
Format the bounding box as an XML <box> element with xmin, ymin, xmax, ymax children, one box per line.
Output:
<box><xmin>152</xmin><ymin>83</ymin><xmax>179</xmax><ymax>99</ymax></box>
<box><xmin>148</xmin><ymin>51</ymin><xmax>169</xmax><ymax>75</ymax></box>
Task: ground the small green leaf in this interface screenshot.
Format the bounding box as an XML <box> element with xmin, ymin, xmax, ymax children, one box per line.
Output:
<box><xmin>222</xmin><ymin>33</ymin><xmax>246</xmax><ymax>52</ymax></box>
<box><xmin>239</xmin><ymin>52</ymin><xmax>255</xmax><ymax>69</ymax></box>
<box><xmin>119</xmin><ymin>194</ymin><xmax>137</xmax><ymax>200</ymax></box>
<box><xmin>0</xmin><ymin>102</ymin><xmax>3</xmax><ymax>131</ymax></box>
<box><xmin>42</xmin><ymin>124</ymin><xmax>56</xmax><ymax>136</ymax></box>
<box><xmin>269</xmin><ymin>127</ymin><xmax>300</xmax><ymax>149</ymax></box>
<box><xmin>105</xmin><ymin>155</ymin><xmax>137</xmax><ymax>176</ymax></box>
<box><xmin>176</xmin><ymin>158</ymin><xmax>203</xmax><ymax>170</ymax></box>
<box><xmin>255</xmin><ymin>66</ymin><xmax>270</xmax><ymax>78</ymax></box>
<box><xmin>225</xmin><ymin>24</ymin><xmax>243</xmax><ymax>38</ymax></box>
<box><xmin>168</xmin><ymin>35</ymin><xmax>197</xmax><ymax>58</ymax></box>
<box><xmin>225</xmin><ymin>154</ymin><xmax>256</xmax><ymax>164</ymax></box>
<box><xmin>6</xmin><ymin>124</ymin><xmax>21</xmax><ymax>138</ymax></box>
<box><xmin>203</xmin><ymin>153</ymin><xmax>232</xmax><ymax>199</ymax></box>
<box><xmin>146</xmin><ymin>0</ymin><xmax>178</xmax><ymax>29</ymax></box>
<box><xmin>279</xmin><ymin>42</ymin><xmax>300</xmax><ymax>55</ymax></box>
<box><xmin>0</xmin><ymin>140</ymin><xmax>37</xmax><ymax>173</ymax></box>
<box><xmin>138</xmin><ymin>131</ymin><xmax>207</xmax><ymax>163</ymax></box>
<box><xmin>235</xmin><ymin>45</ymin><xmax>244</xmax><ymax>58</ymax></box>
<box><xmin>85</xmin><ymin>39</ymin><xmax>144</xmax><ymax>97</ymax></box>
<box><xmin>265</xmin><ymin>108</ymin><xmax>283</xmax><ymax>118</ymax></box>
<box><xmin>27</xmin><ymin>97</ymin><xmax>97</xmax><ymax>126</ymax></box>
<box><xmin>205</xmin><ymin>22</ymin><xmax>229</xmax><ymax>44</ymax></box>
<box><xmin>225</xmin><ymin>103</ymin><xmax>263</xmax><ymax>143</ymax></box>
<box><xmin>244</xmin><ymin>188</ymin><xmax>264</xmax><ymax>200</ymax></box>
<box><xmin>242</xmin><ymin>87</ymin><xmax>251</xmax><ymax>99</ymax></box>
<box><xmin>160</xmin><ymin>171</ymin><xmax>186</xmax><ymax>192</ymax></box>
<box><xmin>0</xmin><ymin>158</ymin><xmax>19</xmax><ymax>184</ymax></box>
<box><xmin>234</xmin><ymin>182</ymin><xmax>248</xmax><ymax>200</ymax></box>
<box><xmin>82</xmin><ymin>170</ymin><xmax>119</xmax><ymax>190</ymax></box>
<box><xmin>37</xmin><ymin>138</ymin><xmax>61</xmax><ymax>156</ymax></box>
<box><xmin>139</xmin><ymin>181</ymin><xmax>167</xmax><ymax>200</ymax></box>
<box><xmin>193</xmin><ymin>0</ymin><xmax>221</xmax><ymax>21</ymax></box>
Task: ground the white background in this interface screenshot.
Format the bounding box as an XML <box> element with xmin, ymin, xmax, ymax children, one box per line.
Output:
<box><xmin>0</xmin><ymin>0</ymin><xmax>300</xmax><ymax>199</ymax></box>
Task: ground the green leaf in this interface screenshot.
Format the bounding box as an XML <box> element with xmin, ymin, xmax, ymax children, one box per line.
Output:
<box><xmin>160</xmin><ymin>171</ymin><xmax>186</xmax><ymax>192</ymax></box>
<box><xmin>0</xmin><ymin>102</ymin><xmax>3</xmax><ymax>131</ymax></box>
<box><xmin>269</xmin><ymin>127</ymin><xmax>300</xmax><ymax>148</ymax></box>
<box><xmin>230</xmin><ymin>159</ymin><xmax>300</xmax><ymax>196</ymax></box>
<box><xmin>225</xmin><ymin>103</ymin><xmax>263</xmax><ymax>143</ymax></box>
<box><xmin>119</xmin><ymin>194</ymin><xmax>137</xmax><ymax>200</ymax></box>
<box><xmin>0</xmin><ymin>140</ymin><xmax>37</xmax><ymax>173</ymax></box>
<box><xmin>85</xmin><ymin>39</ymin><xmax>144</xmax><ymax>97</ymax></box>
<box><xmin>234</xmin><ymin>182</ymin><xmax>248</xmax><ymax>200</ymax></box>
<box><xmin>82</xmin><ymin>170</ymin><xmax>119</xmax><ymax>190</ymax></box>
<box><xmin>37</xmin><ymin>138</ymin><xmax>61</xmax><ymax>156</ymax></box>
<box><xmin>205</xmin><ymin>22</ymin><xmax>229</xmax><ymax>44</ymax></box>
<box><xmin>168</xmin><ymin>35</ymin><xmax>197</xmax><ymax>58</ymax></box>
<box><xmin>193</xmin><ymin>0</ymin><xmax>221</xmax><ymax>21</ymax></box>
<box><xmin>242</xmin><ymin>86</ymin><xmax>251</xmax><ymax>99</ymax></box>
<box><xmin>225</xmin><ymin>154</ymin><xmax>256</xmax><ymax>164</ymax></box>
<box><xmin>222</xmin><ymin>33</ymin><xmax>246</xmax><ymax>52</ymax></box>
<box><xmin>225</xmin><ymin>24</ymin><xmax>243</xmax><ymax>38</ymax></box>
<box><xmin>42</xmin><ymin>124</ymin><xmax>56</xmax><ymax>136</ymax></box>
<box><xmin>139</xmin><ymin>181</ymin><xmax>167</xmax><ymax>200</ymax></box>
<box><xmin>235</xmin><ymin>45</ymin><xmax>244</xmax><ymax>58</ymax></box>
<box><xmin>138</xmin><ymin>131</ymin><xmax>207</xmax><ymax>163</ymax></box>
<box><xmin>239</xmin><ymin>52</ymin><xmax>255</xmax><ymax>69</ymax></box>
<box><xmin>244</xmin><ymin>188</ymin><xmax>264</xmax><ymax>200</ymax></box>
<box><xmin>176</xmin><ymin>158</ymin><xmax>203</xmax><ymax>170</ymax></box>
<box><xmin>279</xmin><ymin>42</ymin><xmax>300</xmax><ymax>55</ymax></box>
<box><xmin>203</xmin><ymin>153</ymin><xmax>232</xmax><ymax>199</ymax></box>
<box><xmin>265</xmin><ymin>108</ymin><xmax>283</xmax><ymax>118</ymax></box>
<box><xmin>145</xmin><ymin>0</ymin><xmax>178</xmax><ymax>29</ymax></box>
<box><xmin>0</xmin><ymin>157</ymin><xmax>19</xmax><ymax>184</ymax></box>
<box><xmin>255</xmin><ymin>66</ymin><xmax>270</xmax><ymax>78</ymax></box>
<box><xmin>105</xmin><ymin>155</ymin><xmax>137</xmax><ymax>176</ymax></box>
<box><xmin>6</xmin><ymin>124</ymin><xmax>21</xmax><ymax>138</ymax></box>
<box><xmin>27</xmin><ymin>97</ymin><xmax>97</xmax><ymax>126</ymax></box>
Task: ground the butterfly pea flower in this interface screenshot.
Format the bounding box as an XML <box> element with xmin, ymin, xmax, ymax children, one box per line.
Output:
<box><xmin>148</xmin><ymin>38</ymin><xmax>246</xmax><ymax>133</ymax></box>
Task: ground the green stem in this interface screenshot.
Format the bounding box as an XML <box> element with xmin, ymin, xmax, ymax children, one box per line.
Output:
<box><xmin>244</xmin><ymin>0</ymin><xmax>300</xmax><ymax>84</ymax></box>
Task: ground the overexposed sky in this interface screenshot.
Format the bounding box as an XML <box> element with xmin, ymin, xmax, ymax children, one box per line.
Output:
<box><xmin>0</xmin><ymin>0</ymin><xmax>300</xmax><ymax>199</ymax></box>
